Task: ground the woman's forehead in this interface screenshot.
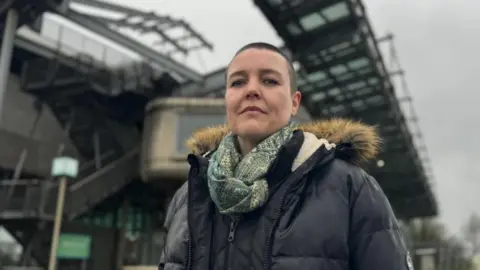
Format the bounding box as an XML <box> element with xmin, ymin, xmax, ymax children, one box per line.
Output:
<box><xmin>227</xmin><ymin>49</ymin><xmax>289</xmax><ymax>76</ymax></box>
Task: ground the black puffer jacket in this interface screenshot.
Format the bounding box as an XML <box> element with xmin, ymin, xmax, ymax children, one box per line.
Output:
<box><xmin>160</xmin><ymin>119</ymin><xmax>412</xmax><ymax>270</ymax></box>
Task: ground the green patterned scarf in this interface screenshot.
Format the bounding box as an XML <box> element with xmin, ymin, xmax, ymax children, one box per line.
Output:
<box><xmin>207</xmin><ymin>123</ymin><xmax>296</xmax><ymax>214</ymax></box>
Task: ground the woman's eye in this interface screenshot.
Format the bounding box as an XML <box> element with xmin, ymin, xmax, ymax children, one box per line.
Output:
<box><xmin>230</xmin><ymin>80</ymin><xmax>245</xmax><ymax>87</ymax></box>
<box><xmin>263</xmin><ymin>78</ymin><xmax>279</xmax><ymax>86</ymax></box>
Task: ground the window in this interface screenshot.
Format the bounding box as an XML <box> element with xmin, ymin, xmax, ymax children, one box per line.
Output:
<box><xmin>300</xmin><ymin>12</ymin><xmax>326</xmax><ymax>31</ymax></box>
<box><xmin>176</xmin><ymin>113</ymin><xmax>226</xmax><ymax>153</ymax></box>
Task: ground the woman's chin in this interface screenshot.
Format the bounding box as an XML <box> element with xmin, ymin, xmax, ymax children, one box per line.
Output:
<box><xmin>235</xmin><ymin>121</ymin><xmax>270</xmax><ymax>139</ymax></box>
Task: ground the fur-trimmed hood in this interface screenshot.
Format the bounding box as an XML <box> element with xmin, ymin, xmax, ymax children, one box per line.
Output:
<box><xmin>186</xmin><ymin>118</ymin><xmax>381</xmax><ymax>165</ymax></box>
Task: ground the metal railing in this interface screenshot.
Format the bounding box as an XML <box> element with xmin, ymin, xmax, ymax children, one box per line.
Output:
<box><xmin>20</xmin><ymin>19</ymin><xmax>158</xmax><ymax>96</ymax></box>
<box><xmin>0</xmin><ymin>180</ymin><xmax>45</xmax><ymax>217</ymax></box>
<box><xmin>40</xmin><ymin>14</ymin><xmax>141</xmax><ymax>69</ymax></box>
<box><xmin>0</xmin><ymin>148</ymin><xmax>119</xmax><ymax>218</ymax></box>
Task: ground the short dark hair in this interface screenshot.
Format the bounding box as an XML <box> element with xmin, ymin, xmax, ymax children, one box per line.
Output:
<box><xmin>226</xmin><ymin>42</ymin><xmax>297</xmax><ymax>93</ymax></box>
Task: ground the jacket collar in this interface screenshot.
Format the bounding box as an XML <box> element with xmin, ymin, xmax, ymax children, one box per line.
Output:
<box><xmin>185</xmin><ymin>118</ymin><xmax>380</xmax><ymax>166</ymax></box>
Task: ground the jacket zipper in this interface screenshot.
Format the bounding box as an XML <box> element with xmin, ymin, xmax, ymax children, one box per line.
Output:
<box><xmin>187</xmin><ymin>236</ymin><xmax>192</xmax><ymax>270</ymax></box>
<box><xmin>226</xmin><ymin>216</ymin><xmax>240</xmax><ymax>270</ymax></box>
<box><xmin>186</xmin><ymin>156</ymin><xmax>198</xmax><ymax>270</ymax></box>
<box><xmin>262</xmin><ymin>174</ymin><xmax>302</xmax><ymax>270</ymax></box>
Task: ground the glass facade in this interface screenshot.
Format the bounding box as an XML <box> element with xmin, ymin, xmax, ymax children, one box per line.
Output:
<box><xmin>175</xmin><ymin>113</ymin><xmax>226</xmax><ymax>153</ymax></box>
<box><xmin>78</xmin><ymin>206</ymin><xmax>164</xmax><ymax>265</ymax></box>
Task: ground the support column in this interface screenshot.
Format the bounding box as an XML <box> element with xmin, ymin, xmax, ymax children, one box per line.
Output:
<box><xmin>115</xmin><ymin>202</ymin><xmax>129</xmax><ymax>270</ymax></box>
<box><xmin>0</xmin><ymin>8</ymin><xmax>19</xmax><ymax>125</ymax></box>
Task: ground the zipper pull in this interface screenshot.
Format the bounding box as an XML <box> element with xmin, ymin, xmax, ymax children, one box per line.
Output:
<box><xmin>228</xmin><ymin>218</ymin><xmax>239</xmax><ymax>242</ymax></box>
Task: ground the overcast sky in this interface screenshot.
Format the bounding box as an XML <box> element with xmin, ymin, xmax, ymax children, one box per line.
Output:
<box><xmin>9</xmin><ymin>0</ymin><xmax>477</xmax><ymax>237</ymax></box>
<box><xmin>99</xmin><ymin>0</ymin><xmax>479</xmax><ymax>234</ymax></box>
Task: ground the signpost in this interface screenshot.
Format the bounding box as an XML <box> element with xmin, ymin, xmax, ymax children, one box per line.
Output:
<box><xmin>57</xmin><ymin>234</ymin><xmax>92</xmax><ymax>260</ymax></box>
<box><xmin>47</xmin><ymin>157</ymin><xmax>79</xmax><ymax>270</ymax></box>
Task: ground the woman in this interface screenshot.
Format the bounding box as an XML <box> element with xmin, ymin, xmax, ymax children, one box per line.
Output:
<box><xmin>159</xmin><ymin>42</ymin><xmax>413</xmax><ymax>270</ymax></box>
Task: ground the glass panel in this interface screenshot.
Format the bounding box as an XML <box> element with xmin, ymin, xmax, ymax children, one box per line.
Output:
<box><xmin>357</xmin><ymin>87</ymin><xmax>373</xmax><ymax>96</ymax></box>
<box><xmin>287</xmin><ymin>22</ymin><xmax>302</xmax><ymax>36</ymax></box>
<box><xmin>307</xmin><ymin>70</ymin><xmax>327</xmax><ymax>82</ymax></box>
<box><xmin>348</xmin><ymin>57</ymin><xmax>369</xmax><ymax>70</ymax></box>
<box><xmin>336</xmin><ymin>47</ymin><xmax>356</xmax><ymax>58</ymax></box>
<box><xmin>310</xmin><ymin>91</ymin><xmax>326</xmax><ymax>101</ymax></box>
<box><xmin>41</xmin><ymin>15</ymin><xmax>141</xmax><ymax>68</ymax></box>
<box><xmin>352</xmin><ymin>100</ymin><xmax>365</xmax><ymax>109</ymax></box>
<box><xmin>366</xmin><ymin>95</ymin><xmax>385</xmax><ymax>106</ymax></box>
<box><xmin>316</xmin><ymin>78</ymin><xmax>333</xmax><ymax>88</ymax></box>
<box><xmin>300</xmin><ymin>84</ymin><xmax>314</xmax><ymax>93</ymax></box>
<box><xmin>347</xmin><ymin>81</ymin><xmax>366</xmax><ymax>91</ymax></box>
<box><xmin>368</xmin><ymin>77</ymin><xmax>379</xmax><ymax>85</ymax></box>
<box><xmin>300</xmin><ymin>12</ymin><xmax>326</xmax><ymax>31</ymax></box>
<box><xmin>322</xmin><ymin>2</ymin><xmax>350</xmax><ymax>21</ymax></box>
<box><xmin>338</xmin><ymin>72</ymin><xmax>355</xmax><ymax>81</ymax></box>
<box><xmin>328</xmin><ymin>41</ymin><xmax>351</xmax><ymax>54</ymax></box>
<box><xmin>297</xmin><ymin>77</ymin><xmax>307</xmax><ymax>87</ymax></box>
<box><xmin>330</xmin><ymin>64</ymin><xmax>348</xmax><ymax>75</ymax></box>
<box><xmin>328</xmin><ymin>87</ymin><xmax>341</xmax><ymax>96</ymax></box>
<box><xmin>176</xmin><ymin>113</ymin><xmax>226</xmax><ymax>153</ymax></box>
<box><xmin>357</xmin><ymin>67</ymin><xmax>372</xmax><ymax>75</ymax></box>
<box><xmin>330</xmin><ymin>104</ymin><xmax>346</xmax><ymax>114</ymax></box>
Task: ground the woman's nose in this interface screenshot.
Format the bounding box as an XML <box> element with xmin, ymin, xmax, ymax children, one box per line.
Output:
<box><xmin>245</xmin><ymin>81</ymin><xmax>261</xmax><ymax>99</ymax></box>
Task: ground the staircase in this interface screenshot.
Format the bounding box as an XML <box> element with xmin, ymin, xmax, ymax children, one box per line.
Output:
<box><xmin>0</xmin><ymin>147</ymin><xmax>139</xmax><ymax>266</ymax></box>
<box><xmin>0</xmin><ymin>40</ymin><xmax>166</xmax><ymax>266</ymax></box>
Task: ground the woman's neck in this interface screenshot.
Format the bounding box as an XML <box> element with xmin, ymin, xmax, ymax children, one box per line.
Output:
<box><xmin>237</xmin><ymin>136</ymin><xmax>259</xmax><ymax>156</ymax></box>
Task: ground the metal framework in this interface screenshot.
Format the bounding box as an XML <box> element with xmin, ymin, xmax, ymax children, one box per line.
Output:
<box><xmin>62</xmin><ymin>0</ymin><xmax>213</xmax><ymax>82</ymax></box>
<box><xmin>1</xmin><ymin>1</ymin><xmax>213</xmax><ymax>267</ymax></box>
<box><xmin>252</xmin><ymin>0</ymin><xmax>437</xmax><ymax>219</ymax></box>
<box><xmin>173</xmin><ymin>67</ymin><xmax>226</xmax><ymax>97</ymax></box>
<box><xmin>70</xmin><ymin>0</ymin><xmax>213</xmax><ymax>56</ymax></box>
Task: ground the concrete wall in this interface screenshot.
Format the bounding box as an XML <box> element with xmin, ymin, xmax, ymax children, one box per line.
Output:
<box><xmin>1</xmin><ymin>74</ymin><xmax>68</xmax><ymax>142</ymax></box>
<box><xmin>0</xmin><ymin>74</ymin><xmax>77</xmax><ymax>177</ymax></box>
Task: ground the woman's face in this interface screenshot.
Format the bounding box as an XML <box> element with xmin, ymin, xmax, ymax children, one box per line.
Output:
<box><xmin>225</xmin><ymin>48</ymin><xmax>301</xmax><ymax>143</ymax></box>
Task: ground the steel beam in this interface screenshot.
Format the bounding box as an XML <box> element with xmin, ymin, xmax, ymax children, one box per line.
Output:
<box><xmin>0</xmin><ymin>128</ymin><xmax>78</xmax><ymax>177</ymax></box>
<box><xmin>173</xmin><ymin>67</ymin><xmax>225</xmax><ymax>97</ymax></box>
<box><xmin>15</xmin><ymin>31</ymin><xmax>57</xmax><ymax>59</ymax></box>
<box><xmin>70</xmin><ymin>0</ymin><xmax>213</xmax><ymax>52</ymax></box>
<box><xmin>70</xmin><ymin>0</ymin><xmax>143</xmax><ymax>16</ymax></box>
<box><xmin>63</xmin><ymin>10</ymin><xmax>202</xmax><ymax>82</ymax></box>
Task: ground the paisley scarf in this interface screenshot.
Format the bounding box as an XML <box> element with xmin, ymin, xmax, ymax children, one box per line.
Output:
<box><xmin>207</xmin><ymin>123</ymin><xmax>296</xmax><ymax>214</ymax></box>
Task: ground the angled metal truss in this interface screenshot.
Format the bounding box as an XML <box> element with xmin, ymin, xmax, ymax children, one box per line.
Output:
<box><xmin>69</xmin><ymin>0</ymin><xmax>213</xmax><ymax>57</ymax></box>
<box><xmin>377</xmin><ymin>34</ymin><xmax>434</xmax><ymax>182</ymax></box>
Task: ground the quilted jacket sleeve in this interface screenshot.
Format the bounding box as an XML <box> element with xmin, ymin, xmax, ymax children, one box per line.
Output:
<box><xmin>159</xmin><ymin>182</ymin><xmax>189</xmax><ymax>270</ymax></box>
<box><xmin>349</xmin><ymin>172</ymin><xmax>413</xmax><ymax>270</ymax></box>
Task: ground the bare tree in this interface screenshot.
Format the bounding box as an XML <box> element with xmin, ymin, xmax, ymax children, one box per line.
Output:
<box><xmin>463</xmin><ymin>212</ymin><xmax>480</xmax><ymax>257</ymax></box>
<box><xmin>404</xmin><ymin>218</ymin><xmax>475</xmax><ymax>270</ymax></box>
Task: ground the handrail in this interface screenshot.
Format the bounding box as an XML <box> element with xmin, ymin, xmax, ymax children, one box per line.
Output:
<box><xmin>69</xmin><ymin>147</ymin><xmax>139</xmax><ymax>191</ymax></box>
<box><xmin>78</xmin><ymin>149</ymin><xmax>116</xmax><ymax>173</ymax></box>
<box><xmin>0</xmin><ymin>179</ymin><xmax>43</xmax><ymax>186</ymax></box>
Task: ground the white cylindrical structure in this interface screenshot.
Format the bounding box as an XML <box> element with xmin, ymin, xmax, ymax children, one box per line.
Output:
<box><xmin>141</xmin><ymin>97</ymin><xmax>311</xmax><ymax>190</ymax></box>
<box><xmin>141</xmin><ymin>97</ymin><xmax>225</xmax><ymax>188</ymax></box>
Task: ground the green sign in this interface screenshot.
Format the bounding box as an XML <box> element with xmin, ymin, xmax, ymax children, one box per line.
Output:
<box><xmin>57</xmin><ymin>234</ymin><xmax>91</xmax><ymax>259</ymax></box>
<box><xmin>51</xmin><ymin>157</ymin><xmax>79</xmax><ymax>178</ymax></box>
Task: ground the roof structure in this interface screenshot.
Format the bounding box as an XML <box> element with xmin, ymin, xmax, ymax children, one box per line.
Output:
<box><xmin>252</xmin><ymin>0</ymin><xmax>436</xmax><ymax>219</ymax></box>
<box><xmin>60</xmin><ymin>0</ymin><xmax>213</xmax><ymax>83</ymax></box>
